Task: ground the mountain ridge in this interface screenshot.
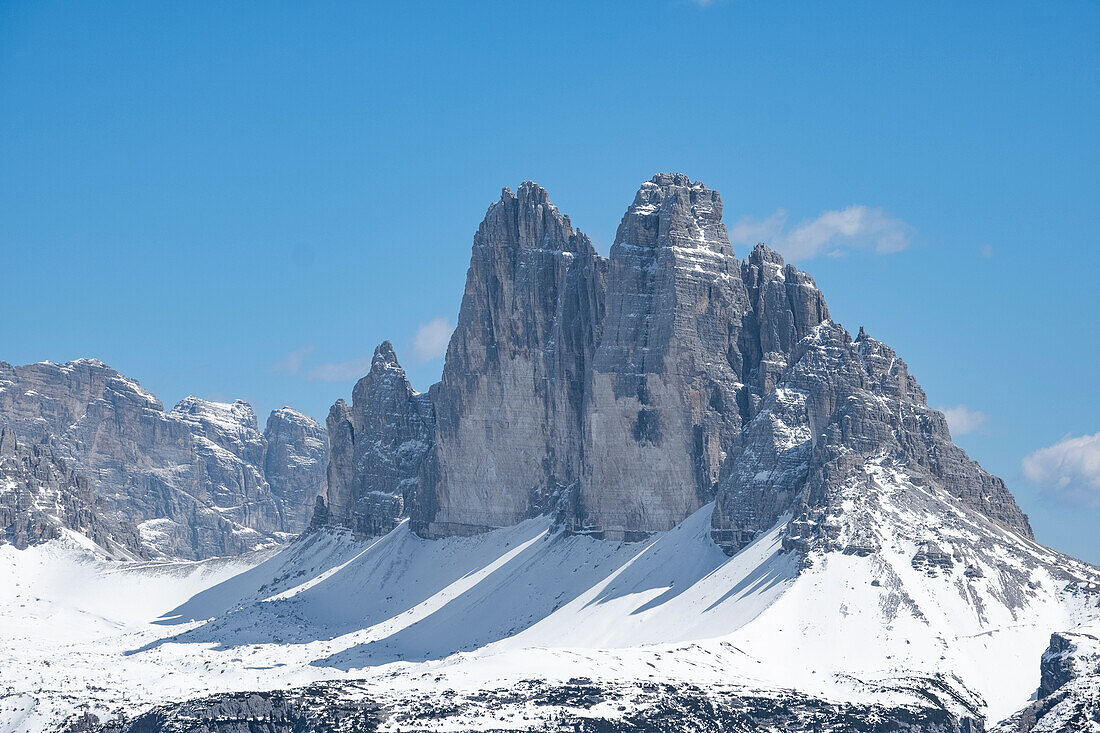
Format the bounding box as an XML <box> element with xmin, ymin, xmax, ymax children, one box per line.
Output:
<box><xmin>0</xmin><ymin>359</ymin><xmax>328</xmax><ymax>559</ymax></box>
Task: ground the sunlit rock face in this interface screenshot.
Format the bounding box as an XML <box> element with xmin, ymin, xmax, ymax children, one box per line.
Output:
<box><xmin>710</xmin><ymin>320</ymin><xmax>1033</xmax><ymax>555</ymax></box>
<box><xmin>571</xmin><ymin>174</ymin><xmax>750</xmax><ymax>539</ymax></box>
<box><xmin>264</xmin><ymin>407</ymin><xmax>327</xmax><ymax>533</ymax></box>
<box><xmin>412</xmin><ymin>182</ymin><xmax>606</xmax><ymax>538</ymax></box>
<box><xmin>324</xmin><ymin>342</ymin><xmax>434</xmax><ymax>537</ymax></box>
<box><xmin>0</xmin><ymin>426</ymin><xmax>145</xmax><ymax>557</ymax></box>
<box><xmin>0</xmin><ymin>359</ymin><xmax>327</xmax><ymax>558</ymax></box>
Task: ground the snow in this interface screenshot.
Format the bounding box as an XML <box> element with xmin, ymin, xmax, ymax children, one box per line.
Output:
<box><xmin>1</xmin><ymin>473</ymin><xmax>1099</xmax><ymax>730</ymax></box>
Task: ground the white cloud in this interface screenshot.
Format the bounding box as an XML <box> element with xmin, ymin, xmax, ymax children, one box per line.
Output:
<box><xmin>307</xmin><ymin>356</ymin><xmax>373</xmax><ymax>382</ymax></box>
<box><xmin>1022</xmin><ymin>433</ymin><xmax>1100</xmax><ymax>507</ymax></box>
<box><xmin>272</xmin><ymin>345</ymin><xmax>314</xmax><ymax>374</ymax></box>
<box><xmin>412</xmin><ymin>317</ymin><xmax>453</xmax><ymax>363</ymax></box>
<box><xmin>938</xmin><ymin>405</ymin><xmax>988</xmax><ymax>436</ymax></box>
<box><xmin>981</xmin><ymin>244</ymin><xmax>994</xmax><ymax>259</ymax></box>
<box><xmin>729</xmin><ymin>205</ymin><xmax>912</xmax><ymax>261</ymax></box>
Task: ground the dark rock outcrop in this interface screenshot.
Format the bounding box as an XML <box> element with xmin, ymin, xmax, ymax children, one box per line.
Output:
<box><xmin>87</xmin><ymin>685</ymin><xmax>382</xmax><ymax>733</ymax></box>
<box><xmin>324</xmin><ymin>342</ymin><xmax>434</xmax><ymax>536</ymax></box>
<box><xmin>83</xmin><ymin>679</ymin><xmax>981</xmax><ymax>733</ymax></box>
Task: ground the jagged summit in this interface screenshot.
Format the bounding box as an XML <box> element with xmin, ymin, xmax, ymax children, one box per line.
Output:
<box><xmin>323</xmin><ymin>173</ymin><xmax>1030</xmax><ymax>551</ymax></box>
<box><xmin>476</xmin><ymin>180</ymin><xmax>594</xmax><ymax>254</ymax></box>
<box><xmin>615</xmin><ymin>172</ymin><xmax>731</xmax><ymax>257</ymax></box>
<box><xmin>3</xmin><ymin>175</ymin><xmax>1095</xmax><ymax>733</ymax></box>
<box><xmin>748</xmin><ymin>240</ymin><xmax>785</xmax><ymax>266</ymax></box>
<box><xmin>325</xmin><ymin>341</ymin><xmax>434</xmax><ymax>537</ymax></box>
<box><xmin>369</xmin><ymin>340</ymin><xmax>401</xmax><ymax>373</ymax></box>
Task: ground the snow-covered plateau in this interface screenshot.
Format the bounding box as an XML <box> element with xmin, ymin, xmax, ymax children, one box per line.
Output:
<box><xmin>2</xmin><ymin>461</ymin><xmax>1098</xmax><ymax>732</ymax></box>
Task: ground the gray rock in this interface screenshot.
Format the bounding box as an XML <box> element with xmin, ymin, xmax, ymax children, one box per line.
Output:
<box><xmin>413</xmin><ymin>182</ymin><xmax>606</xmax><ymax>538</ymax></box>
<box><xmin>332</xmin><ymin>174</ymin><xmax>1032</xmax><ymax>552</ymax></box>
<box><xmin>995</xmin><ymin>627</ymin><xmax>1100</xmax><ymax>732</ymax></box>
<box><xmin>324</xmin><ymin>342</ymin><xmax>434</xmax><ymax>536</ymax></box>
<box><xmin>264</xmin><ymin>407</ymin><xmax>327</xmax><ymax>533</ymax></box>
<box><xmin>168</xmin><ymin>396</ymin><xmax>282</xmax><ymax>540</ymax></box>
<box><xmin>0</xmin><ymin>359</ymin><xmax>327</xmax><ymax>558</ymax></box>
<box><xmin>0</xmin><ymin>427</ymin><xmax>145</xmax><ymax>557</ymax></box>
<box><xmin>575</xmin><ymin>174</ymin><xmax>750</xmax><ymax>539</ymax></box>
<box><xmin>711</xmin><ymin>318</ymin><xmax>1033</xmax><ymax>554</ymax></box>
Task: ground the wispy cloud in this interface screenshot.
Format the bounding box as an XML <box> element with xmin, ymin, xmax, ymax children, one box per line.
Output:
<box><xmin>729</xmin><ymin>205</ymin><xmax>912</xmax><ymax>261</ymax></box>
<box><xmin>1022</xmin><ymin>433</ymin><xmax>1100</xmax><ymax>507</ymax></box>
<box><xmin>981</xmin><ymin>244</ymin><xmax>994</xmax><ymax>259</ymax></box>
<box><xmin>937</xmin><ymin>405</ymin><xmax>988</xmax><ymax>436</ymax></box>
<box><xmin>307</xmin><ymin>356</ymin><xmax>373</xmax><ymax>382</ymax></box>
<box><xmin>411</xmin><ymin>317</ymin><xmax>453</xmax><ymax>363</ymax></box>
<box><xmin>273</xmin><ymin>344</ymin><xmax>315</xmax><ymax>374</ymax></box>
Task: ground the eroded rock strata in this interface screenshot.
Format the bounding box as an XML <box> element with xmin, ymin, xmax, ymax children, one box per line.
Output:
<box><xmin>0</xmin><ymin>359</ymin><xmax>327</xmax><ymax>558</ymax></box>
<box><xmin>323</xmin><ymin>174</ymin><xmax>1030</xmax><ymax>553</ymax></box>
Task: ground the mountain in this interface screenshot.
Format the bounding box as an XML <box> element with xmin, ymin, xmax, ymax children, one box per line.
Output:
<box><xmin>1</xmin><ymin>174</ymin><xmax>1097</xmax><ymax>732</ymax></box>
<box><xmin>0</xmin><ymin>359</ymin><xmax>327</xmax><ymax>559</ymax></box>
<box><xmin>317</xmin><ymin>174</ymin><xmax>1031</xmax><ymax>553</ymax></box>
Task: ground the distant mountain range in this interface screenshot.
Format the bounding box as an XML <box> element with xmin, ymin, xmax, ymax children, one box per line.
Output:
<box><xmin>0</xmin><ymin>358</ymin><xmax>326</xmax><ymax>559</ymax></box>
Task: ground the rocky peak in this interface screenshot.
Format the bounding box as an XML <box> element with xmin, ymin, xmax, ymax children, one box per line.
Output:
<box><xmin>747</xmin><ymin>241</ymin><xmax>785</xmax><ymax>267</ymax></box>
<box><xmin>352</xmin><ymin>342</ymin><xmax>415</xmax><ymax>409</ymax></box>
<box><xmin>370</xmin><ymin>340</ymin><xmax>401</xmax><ymax>373</ymax></box>
<box><xmin>0</xmin><ymin>359</ymin><xmax>332</xmax><ymax>558</ymax></box>
<box><xmin>738</xmin><ymin>242</ymin><xmax>830</xmax><ymax>404</ymax></box>
<box><xmin>321</xmin><ymin>174</ymin><xmax>1032</xmax><ymax>558</ymax></box>
<box><xmin>578</xmin><ymin>174</ymin><xmax>748</xmax><ymax>539</ymax></box>
<box><xmin>614</xmin><ymin>173</ymin><xmax>731</xmax><ymax>257</ymax></box>
<box><xmin>412</xmin><ymin>181</ymin><xmax>607</xmax><ymax>538</ymax></box>
<box><xmin>324</xmin><ymin>342</ymin><xmax>434</xmax><ymax>537</ymax></box>
<box><xmin>712</xmin><ymin>317</ymin><xmax>1032</xmax><ymax>555</ymax></box>
<box><xmin>171</xmin><ymin>396</ymin><xmax>260</xmax><ymax>436</ymax></box>
<box><xmin>475</xmin><ymin>181</ymin><xmax>594</xmax><ymax>255</ymax></box>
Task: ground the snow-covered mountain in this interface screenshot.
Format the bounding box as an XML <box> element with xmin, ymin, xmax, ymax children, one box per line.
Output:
<box><xmin>2</xmin><ymin>174</ymin><xmax>1098</xmax><ymax>731</ymax></box>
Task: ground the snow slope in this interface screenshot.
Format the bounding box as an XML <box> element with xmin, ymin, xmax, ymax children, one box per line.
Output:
<box><xmin>1</xmin><ymin>465</ymin><xmax>1099</xmax><ymax>731</ymax></box>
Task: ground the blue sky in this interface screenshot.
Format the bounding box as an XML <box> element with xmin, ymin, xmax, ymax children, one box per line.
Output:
<box><xmin>2</xmin><ymin>1</ymin><xmax>1098</xmax><ymax>560</ymax></box>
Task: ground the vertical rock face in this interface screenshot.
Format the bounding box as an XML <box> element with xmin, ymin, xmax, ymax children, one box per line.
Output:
<box><xmin>574</xmin><ymin>174</ymin><xmax>750</xmax><ymax>538</ymax></box>
<box><xmin>363</xmin><ymin>174</ymin><xmax>1028</xmax><ymax>549</ymax></box>
<box><xmin>0</xmin><ymin>359</ymin><xmax>327</xmax><ymax>558</ymax></box>
<box><xmin>0</xmin><ymin>427</ymin><xmax>145</xmax><ymax>556</ymax></box>
<box><xmin>413</xmin><ymin>183</ymin><xmax>606</xmax><ymax>538</ymax></box>
<box><xmin>738</xmin><ymin>243</ymin><xmax>830</xmax><ymax>411</ymax></box>
<box><xmin>324</xmin><ymin>342</ymin><xmax>434</xmax><ymax>536</ymax></box>
<box><xmin>264</xmin><ymin>407</ymin><xmax>328</xmax><ymax>533</ymax></box>
<box><xmin>168</xmin><ymin>396</ymin><xmax>282</xmax><ymax>537</ymax></box>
